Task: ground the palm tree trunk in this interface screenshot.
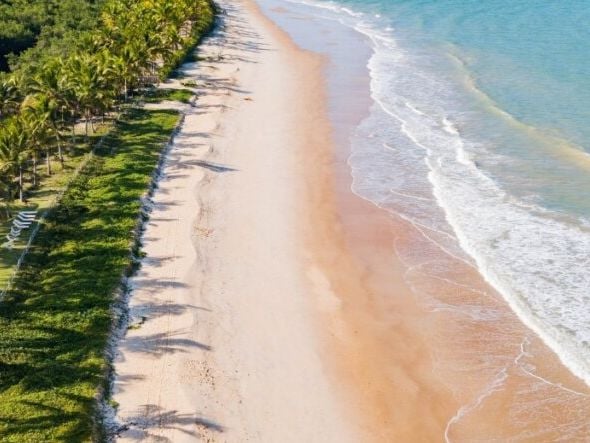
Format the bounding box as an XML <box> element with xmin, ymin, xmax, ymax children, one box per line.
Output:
<box><xmin>57</xmin><ymin>140</ymin><xmax>64</xmax><ymax>168</ymax></box>
<box><xmin>46</xmin><ymin>149</ymin><xmax>52</xmax><ymax>175</ymax></box>
<box><xmin>3</xmin><ymin>187</ymin><xmax>11</xmax><ymax>219</ymax></box>
<box><xmin>6</xmin><ymin>184</ymin><xmax>12</xmax><ymax>215</ymax></box>
<box><xmin>18</xmin><ymin>165</ymin><xmax>23</xmax><ymax>202</ymax></box>
<box><xmin>53</xmin><ymin>121</ymin><xmax>65</xmax><ymax>167</ymax></box>
<box><xmin>32</xmin><ymin>155</ymin><xmax>37</xmax><ymax>187</ymax></box>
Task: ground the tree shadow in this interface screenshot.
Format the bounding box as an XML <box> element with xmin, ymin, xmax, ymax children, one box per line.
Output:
<box><xmin>119</xmin><ymin>330</ymin><xmax>212</xmax><ymax>356</ymax></box>
<box><xmin>0</xmin><ymin>399</ymin><xmax>88</xmax><ymax>442</ymax></box>
<box><xmin>183</xmin><ymin>160</ymin><xmax>238</xmax><ymax>173</ymax></box>
<box><xmin>117</xmin><ymin>404</ymin><xmax>224</xmax><ymax>442</ymax></box>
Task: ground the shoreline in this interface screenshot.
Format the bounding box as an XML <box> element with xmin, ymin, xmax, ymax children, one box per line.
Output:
<box><xmin>111</xmin><ymin>0</ymin><xmax>372</xmax><ymax>440</ymax></box>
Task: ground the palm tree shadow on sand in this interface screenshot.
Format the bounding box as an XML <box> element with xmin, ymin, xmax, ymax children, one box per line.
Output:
<box><xmin>117</xmin><ymin>404</ymin><xmax>224</xmax><ymax>442</ymax></box>
<box><xmin>190</xmin><ymin>159</ymin><xmax>238</xmax><ymax>173</ymax></box>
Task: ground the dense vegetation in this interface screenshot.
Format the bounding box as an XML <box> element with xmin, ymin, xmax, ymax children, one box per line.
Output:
<box><xmin>0</xmin><ymin>0</ymin><xmax>215</xmax><ymax>440</ymax></box>
<box><xmin>0</xmin><ymin>0</ymin><xmax>215</xmax><ymax>215</ymax></box>
<box><xmin>0</xmin><ymin>108</ymin><xmax>180</xmax><ymax>441</ymax></box>
<box><xmin>0</xmin><ymin>0</ymin><xmax>102</xmax><ymax>72</ymax></box>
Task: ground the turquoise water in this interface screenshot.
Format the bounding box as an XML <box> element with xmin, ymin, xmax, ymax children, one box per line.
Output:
<box><xmin>387</xmin><ymin>1</ymin><xmax>590</xmax><ymax>148</ymax></box>
<box><xmin>268</xmin><ymin>0</ymin><xmax>590</xmax><ymax>388</ymax></box>
<box><xmin>360</xmin><ymin>1</ymin><xmax>590</xmax><ymax>142</ymax></box>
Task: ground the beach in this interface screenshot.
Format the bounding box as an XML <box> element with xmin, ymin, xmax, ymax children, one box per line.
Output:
<box><xmin>112</xmin><ymin>0</ymin><xmax>368</xmax><ymax>440</ymax></box>
<box><xmin>111</xmin><ymin>0</ymin><xmax>590</xmax><ymax>441</ymax></box>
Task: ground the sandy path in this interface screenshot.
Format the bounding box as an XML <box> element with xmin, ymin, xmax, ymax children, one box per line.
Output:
<box><xmin>112</xmin><ymin>1</ymin><xmax>364</xmax><ymax>441</ymax></box>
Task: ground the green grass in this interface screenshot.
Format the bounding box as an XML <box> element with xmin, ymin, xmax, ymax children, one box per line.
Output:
<box><xmin>0</xmin><ymin>108</ymin><xmax>180</xmax><ymax>442</ymax></box>
<box><xmin>143</xmin><ymin>87</ymin><xmax>194</xmax><ymax>104</ymax></box>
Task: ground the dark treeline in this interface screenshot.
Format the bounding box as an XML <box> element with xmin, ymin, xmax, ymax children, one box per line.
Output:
<box><xmin>0</xmin><ymin>0</ymin><xmax>215</xmax><ymax>215</ymax></box>
<box><xmin>0</xmin><ymin>0</ymin><xmax>102</xmax><ymax>71</ymax></box>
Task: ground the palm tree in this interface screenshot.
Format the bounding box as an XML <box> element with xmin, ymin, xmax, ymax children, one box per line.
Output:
<box><xmin>24</xmin><ymin>59</ymin><xmax>78</xmax><ymax>160</ymax></box>
<box><xmin>0</xmin><ymin>126</ymin><xmax>17</xmax><ymax>214</ymax></box>
<box><xmin>64</xmin><ymin>53</ymin><xmax>103</xmax><ymax>138</ymax></box>
<box><xmin>21</xmin><ymin>109</ymin><xmax>53</xmax><ymax>177</ymax></box>
<box><xmin>0</xmin><ymin>75</ymin><xmax>20</xmax><ymax>118</ymax></box>
<box><xmin>22</xmin><ymin>94</ymin><xmax>65</xmax><ymax>176</ymax></box>
<box><xmin>0</xmin><ymin>118</ymin><xmax>30</xmax><ymax>204</ymax></box>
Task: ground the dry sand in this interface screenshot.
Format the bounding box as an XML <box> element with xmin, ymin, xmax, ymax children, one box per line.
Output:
<box><xmin>113</xmin><ymin>1</ymin><xmax>368</xmax><ymax>441</ymax></box>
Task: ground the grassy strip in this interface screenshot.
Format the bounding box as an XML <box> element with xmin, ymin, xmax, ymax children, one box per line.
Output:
<box><xmin>143</xmin><ymin>88</ymin><xmax>194</xmax><ymax>104</ymax></box>
<box><xmin>0</xmin><ymin>108</ymin><xmax>180</xmax><ymax>442</ymax></box>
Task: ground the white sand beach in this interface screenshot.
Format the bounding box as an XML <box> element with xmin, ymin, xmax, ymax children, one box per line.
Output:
<box><xmin>112</xmin><ymin>1</ymin><xmax>368</xmax><ymax>440</ymax></box>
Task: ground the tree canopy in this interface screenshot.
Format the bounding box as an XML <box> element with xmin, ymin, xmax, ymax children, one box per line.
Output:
<box><xmin>0</xmin><ymin>0</ymin><xmax>102</xmax><ymax>71</ymax></box>
<box><xmin>0</xmin><ymin>0</ymin><xmax>215</xmax><ymax>210</ymax></box>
